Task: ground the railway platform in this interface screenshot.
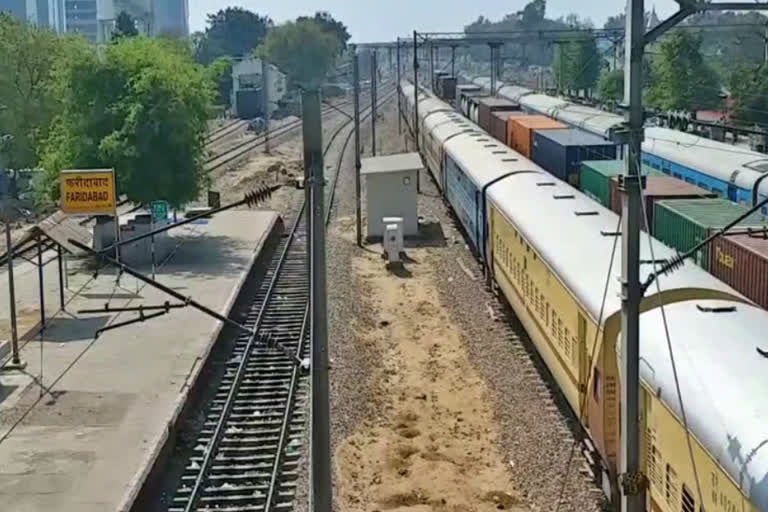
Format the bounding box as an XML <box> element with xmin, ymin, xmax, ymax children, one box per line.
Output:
<box><xmin>0</xmin><ymin>209</ymin><xmax>281</xmax><ymax>512</ymax></box>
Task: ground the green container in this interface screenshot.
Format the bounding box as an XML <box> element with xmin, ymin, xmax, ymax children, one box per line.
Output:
<box><xmin>579</xmin><ymin>160</ymin><xmax>661</xmax><ymax>207</ymax></box>
<box><xmin>653</xmin><ymin>198</ymin><xmax>768</xmax><ymax>270</ymax></box>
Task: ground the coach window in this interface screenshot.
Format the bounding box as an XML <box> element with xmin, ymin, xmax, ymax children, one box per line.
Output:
<box><xmin>681</xmin><ymin>485</ymin><xmax>695</xmax><ymax>512</ymax></box>
<box><xmin>592</xmin><ymin>367</ymin><xmax>601</xmax><ymax>400</ymax></box>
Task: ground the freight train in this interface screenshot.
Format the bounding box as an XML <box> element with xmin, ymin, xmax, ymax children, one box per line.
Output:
<box><xmin>462</xmin><ymin>76</ymin><xmax>768</xmax><ymax>212</ymax></box>
<box><xmin>399</xmin><ymin>81</ymin><xmax>768</xmax><ymax>512</ymax></box>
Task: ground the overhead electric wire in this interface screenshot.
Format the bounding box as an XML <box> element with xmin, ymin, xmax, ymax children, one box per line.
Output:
<box><xmin>637</xmin><ymin>165</ymin><xmax>705</xmax><ymax>507</ymax></box>
<box><xmin>554</xmin><ymin>213</ymin><xmax>621</xmax><ymax>512</ymax></box>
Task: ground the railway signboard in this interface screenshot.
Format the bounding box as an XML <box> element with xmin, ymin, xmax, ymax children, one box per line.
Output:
<box><xmin>60</xmin><ymin>168</ymin><xmax>116</xmax><ymax>215</ymax></box>
<box><xmin>151</xmin><ymin>200</ymin><xmax>169</xmax><ymax>222</ymax></box>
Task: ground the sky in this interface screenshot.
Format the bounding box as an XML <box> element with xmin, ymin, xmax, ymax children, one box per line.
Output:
<box><xmin>189</xmin><ymin>0</ymin><xmax>683</xmax><ymax>42</ymax></box>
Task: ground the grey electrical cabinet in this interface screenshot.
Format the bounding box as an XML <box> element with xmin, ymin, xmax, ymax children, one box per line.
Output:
<box><xmin>361</xmin><ymin>152</ymin><xmax>423</xmax><ymax>238</ymax></box>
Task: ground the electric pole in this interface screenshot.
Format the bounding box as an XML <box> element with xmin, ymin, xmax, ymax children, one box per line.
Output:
<box><xmin>300</xmin><ymin>89</ymin><xmax>331</xmax><ymax>512</ymax></box>
<box><xmin>618</xmin><ymin>2</ymin><xmax>768</xmax><ymax>512</ymax></box>
<box><xmin>397</xmin><ymin>38</ymin><xmax>402</xmax><ymax>135</ymax></box>
<box><xmin>353</xmin><ymin>48</ymin><xmax>362</xmax><ymax>247</ymax></box>
<box><xmin>619</xmin><ymin>1</ymin><xmax>644</xmax><ymax>510</ymax></box>
<box><xmin>370</xmin><ymin>50</ymin><xmax>377</xmax><ymax>156</ymax></box>
<box><xmin>262</xmin><ymin>60</ymin><xmax>270</xmax><ymax>154</ymax></box>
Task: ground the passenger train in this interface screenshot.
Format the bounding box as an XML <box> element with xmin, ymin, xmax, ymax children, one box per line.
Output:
<box><xmin>465</xmin><ymin>76</ymin><xmax>768</xmax><ymax>212</ymax></box>
<box><xmin>399</xmin><ymin>81</ymin><xmax>768</xmax><ymax>512</ymax></box>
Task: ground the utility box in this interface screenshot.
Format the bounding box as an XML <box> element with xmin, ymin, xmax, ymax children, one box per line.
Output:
<box><xmin>362</xmin><ymin>153</ymin><xmax>422</xmax><ymax>239</ymax></box>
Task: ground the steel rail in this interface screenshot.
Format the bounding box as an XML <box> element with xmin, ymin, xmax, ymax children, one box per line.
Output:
<box><xmin>168</xmin><ymin>82</ymin><xmax>397</xmax><ymax>512</ymax></box>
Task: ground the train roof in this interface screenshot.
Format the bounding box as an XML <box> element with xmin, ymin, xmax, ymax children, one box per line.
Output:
<box><xmin>486</xmin><ymin>163</ymin><xmax>767</xmax><ymax>506</ymax></box>
<box><xmin>446</xmin><ymin>133</ymin><xmax>536</xmax><ymax>188</ymax></box>
<box><xmin>466</xmin><ymin>76</ymin><xmax>768</xmax><ymax>197</ymax></box>
<box><xmin>486</xmin><ymin>171</ymin><xmax>739</xmax><ymax>320</ymax></box>
<box><xmin>409</xmin><ymin>78</ymin><xmax>768</xmax><ymax>504</ymax></box>
<box><xmin>638</xmin><ymin>300</ymin><xmax>768</xmax><ymax>508</ymax></box>
<box><xmin>644</xmin><ymin>127</ymin><xmax>768</xmax><ymax>194</ymax></box>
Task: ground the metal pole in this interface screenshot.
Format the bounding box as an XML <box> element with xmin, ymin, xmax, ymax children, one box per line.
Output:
<box><xmin>353</xmin><ymin>49</ymin><xmax>362</xmax><ymax>247</ymax></box>
<box><xmin>5</xmin><ymin>221</ymin><xmax>22</xmax><ymax>367</ymax></box>
<box><xmin>57</xmin><ymin>245</ymin><xmax>65</xmax><ymax>311</ymax></box>
<box><xmin>620</xmin><ymin>1</ymin><xmax>645</xmax><ymax>510</ymax></box>
<box><xmin>36</xmin><ymin>236</ymin><xmax>45</xmax><ymax>330</ymax></box>
<box><xmin>300</xmin><ymin>89</ymin><xmax>331</xmax><ymax>512</ymax></box>
<box><xmin>370</xmin><ymin>50</ymin><xmax>377</xmax><ymax>156</ymax></box>
<box><xmin>451</xmin><ymin>45</ymin><xmax>456</xmax><ymax>77</ymax></box>
<box><xmin>429</xmin><ymin>40</ymin><xmax>435</xmax><ymax>91</ymax></box>
<box><xmin>263</xmin><ymin>60</ymin><xmax>271</xmax><ymax>154</ymax></box>
<box><xmin>413</xmin><ymin>31</ymin><xmax>420</xmax><ymax>193</ymax></box>
<box><xmin>397</xmin><ymin>38</ymin><xmax>402</xmax><ymax>135</ymax></box>
<box><xmin>489</xmin><ymin>44</ymin><xmax>496</xmax><ymax>96</ymax></box>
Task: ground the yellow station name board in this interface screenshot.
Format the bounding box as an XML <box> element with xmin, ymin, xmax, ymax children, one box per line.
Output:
<box><xmin>60</xmin><ymin>169</ymin><xmax>116</xmax><ymax>215</ymax></box>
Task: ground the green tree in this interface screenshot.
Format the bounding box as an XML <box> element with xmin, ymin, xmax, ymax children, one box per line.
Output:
<box><xmin>553</xmin><ymin>35</ymin><xmax>601</xmax><ymax>95</ymax></box>
<box><xmin>598</xmin><ymin>68</ymin><xmax>624</xmax><ymax>101</ymax></box>
<box><xmin>207</xmin><ymin>56</ymin><xmax>234</xmax><ymax>107</ymax></box>
<box><xmin>297</xmin><ymin>11</ymin><xmax>350</xmax><ymax>53</ymax></box>
<box><xmin>195</xmin><ymin>8</ymin><xmax>273</xmax><ymax>64</ymax></box>
<box><xmin>113</xmin><ymin>11</ymin><xmax>138</xmax><ymax>40</ymax></box>
<box><xmin>261</xmin><ymin>19</ymin><xmax>340</xmax><ymax>90</ymax></box>
<box><xmin>519</xmin><ymin>0</ymin><xmax>546</xmax><ymax>27</ymax></box>
<box><xmin>39</xmin><ymin>38</ymin><xmax>214</xmax><ymax>207</ymax></box>
<box><xmin>729</xmin><ymin>64</ymin><xmax>768</xmax><ymax>125</ymax></box>
<box><xmin>646</xmin><ymin>31</ymin><xmax>721</xmax><ymax>111</ymax></box>
<box><xmin>0</xmin><ymin>13</ymin><xmax>80</xmax><ymax>171</ymax></box>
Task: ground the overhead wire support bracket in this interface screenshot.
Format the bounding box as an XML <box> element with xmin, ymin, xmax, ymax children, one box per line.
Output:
<box><xmin>78</xmin><ymin>301</ymin><xmax>186</xmax><ymax>315</ymax></box>
<box><xmin>97</xmin><ymin>185</ymin><xmax>281</xmax><ymax>255</ymax></box>
<box><xmin>642</xmin><ymin>195</ymin><xmax>768</xmax><ymax>294</ymax></box>
<box><xmin>93</xmin><ymin>308</ymin><xmax>174</xmax><ymax>339</ymax></box>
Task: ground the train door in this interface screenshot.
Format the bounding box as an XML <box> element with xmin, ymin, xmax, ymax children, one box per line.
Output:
<box><xmin>578</xmin><ymin>313</ymin><xmax>589</xmax><ymax>417</ymax></box>
<box><xmin>728</xmin><ymin>170</ymin><xmax>740</xmax><ymax>202</ymax></box>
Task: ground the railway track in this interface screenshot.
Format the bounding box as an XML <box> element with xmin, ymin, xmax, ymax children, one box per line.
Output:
<box><xmin>204</xmin><ymin>83</ymin><xmax>391</xmax><ymax>174</ymax></box>
<box><xmin>165</xmin><ymin>85</ymin><xmax>396</xmax><ymax>512</ymax></box>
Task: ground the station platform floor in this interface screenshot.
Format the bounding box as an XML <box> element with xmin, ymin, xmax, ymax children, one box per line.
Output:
<box><xmin>0</xmin><ymin>209</ymin><xmax>281</xmax><ymax>512</ymax></box>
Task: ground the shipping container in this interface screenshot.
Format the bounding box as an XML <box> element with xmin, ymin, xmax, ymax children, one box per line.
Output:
<box><xmin>653</xmin><ymin>198</ymin><xmax>768</xmax><ymax>270</ymax></box>
<box><xmin>579</xmin><ymin>160</ymin><xmax>661</xmax><ymax>207</ymax></box>
<box><xmin>710</xmin><ymin>231</ymin><xmax>768</xmax><ymax>310</ymax></box>
<box><xmin>433</xmin><ymin>71</ymin><xmax>448</xmax><ymax>92</ymax></box>
<box><xmin>440</xmin><ymin>77</ymin><xmax>457</xmax><ymax>102</ymax></box>
<box><xmin>477</xmin><ymin>97</ymin><xmax>520</xmax><ymax>134</ymax></box>
<box><xmin>610</xmin><ymin>175</ymin><xmax>716</xmax><ymax>230</ymax></box>
<box><xmin>455</xmin><ymin>85</ymin><xmax>481</xmax><ymax>108</ymax></box>
<box><xmin>507</xmin><ymin>116</ymin><xmax>567</xmax><ymax>158</ymax></box>
<box><xmin>531</xmin><ymin>128</ymin><xmax>617</xmax><ymax>186</ymax></box>
<box><xmin>490</xmin><ymin>111</ymin><xmax>528</xmax><ymax>144</ymax></box>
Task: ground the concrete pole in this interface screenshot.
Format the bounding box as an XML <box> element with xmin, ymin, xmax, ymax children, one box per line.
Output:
<box><xmin>397</xmin><ymin>38</ymin><xmax>402</xmax><ymax>135</ymax></box>
<box><xmin>620</xmin><ymin>1</ymin><xmax>645</xmax><ymax>511</ymax></box>
<box><xmin>4</xmin><ymin>221</ymin><xmax>22</xmax><ymax>367</ymax></box>
<box><xmin>353</xmin><ymin>50</ymin><xmax>362</xmax><ymax>247</ymax></box>
<box><xmin>489</xmin><ymin>44</ymin><xmax>496</xmax><ymax>97</ymax></box>
<box><xmin>370</xmin><ymin>50</ymin><xmax>377</xmax><ymax>156</ymax></box>
<box><xmin>37</xmin><ymin>236</ymin><xmax>45</xmax><ymax>331</ymax></box>
<box><xmin>300</xmin><ymin>89</ymin><xmax>331</xmax><ymax>512</ymax></box>
<box><xmin>429</xmin><ymin>41</ymin><xmax>435</xmax><ymax>91</ymax></box>
<box><xmin>57</xmin><ymin>245</ymin><xmax>65</xmax><ymax>311</ymax></box>
<box><xmin>413</xmin><ymin>31</ymin><xmax>421</xmax><ymax>193</ymax></box>
<box><xmin>262</xmin><ymin>61</ymin><xmax>270</xmax><ymax>154</ymax></box>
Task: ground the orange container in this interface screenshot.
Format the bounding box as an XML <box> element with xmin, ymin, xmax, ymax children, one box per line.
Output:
<box><xmin>507</xmin><ymin>115</ymin><xmax>566</xmax><ymax>158</ymax></box>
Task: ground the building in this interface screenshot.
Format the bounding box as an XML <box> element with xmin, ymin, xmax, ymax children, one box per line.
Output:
<box><xmin>231</xmin><ymin>58</ymin><xmax>287</xmax><ymax>119</ymax></box>
<box><xmin>3</xmin><ymin>0</ymin><xmax>188</xmax><ymax>42</ymax></box>
<box><xmin>65</xmin><ymin>0</ymin><xmax>97</xmax><ymax>41</ymax></box>
<box><xmin>0</xmin><ymin>0</ymin><xmax>64</xmax><ymax>32</ymax></box>
<box><xmin>95</xmin><ymin>0</ymin><xmax>187</xmax><ymax>41</ymax></box>
<box><xmin>151</xmin><ymin>0</ymin><xmax>186</xmax><ymax>37</ymax></box>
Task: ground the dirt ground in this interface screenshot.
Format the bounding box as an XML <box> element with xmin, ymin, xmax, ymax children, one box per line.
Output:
<box><xmin>332</xmin><ymin>217</ymin><xmax>527</xmax><ymax>512</ymax></box>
